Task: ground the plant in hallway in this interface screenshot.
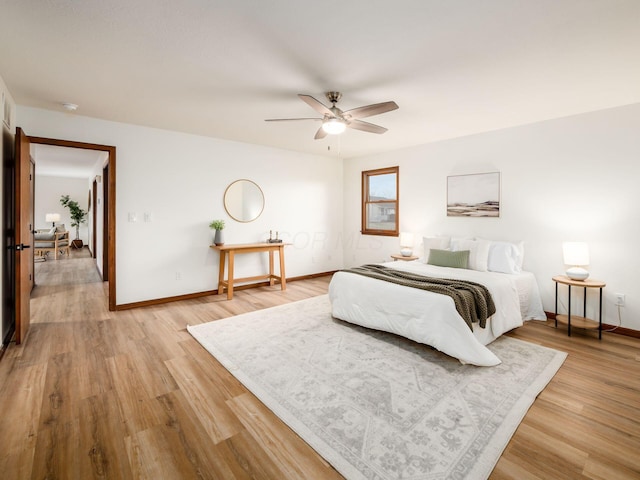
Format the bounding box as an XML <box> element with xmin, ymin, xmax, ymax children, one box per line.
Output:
<box><xmin>60</xmin><ymin>194</ymin><xmax>88</xmax><ymax>248</ymax></box>
<box><xmin>209</xmin><ymin>219</ymin><xmax>225</xmax><ymax>246</ymax></box>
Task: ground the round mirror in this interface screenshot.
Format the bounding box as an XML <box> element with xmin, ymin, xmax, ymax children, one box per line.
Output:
<box><xmin>223</xmin><ymin>179</ymin><xmax>265</xmax><ymax>223</ymax></box>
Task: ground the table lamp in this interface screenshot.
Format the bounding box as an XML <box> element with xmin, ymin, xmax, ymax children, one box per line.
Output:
<box><xmin>45</xmin><ymin>213</ymin><xmax>61</xmax><ymax>228</ymax></box>
<box><xmin>562</xmin><ymin>242</ymin><xmax>590</xmax><ymax>281</ymax></box>
<box><xmin>400</xmin><ymin>232</ymin><xmax>414</xmax><ymax>257</ymax></box>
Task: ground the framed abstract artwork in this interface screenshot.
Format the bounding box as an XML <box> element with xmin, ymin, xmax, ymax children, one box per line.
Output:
<box><xmin>447</xmin><ymin>172</ymin><xmax>500</xmax><ymax>217</ymax></box>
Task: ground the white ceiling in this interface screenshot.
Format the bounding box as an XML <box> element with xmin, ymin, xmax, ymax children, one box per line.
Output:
<box><xmin>1</xmin><ymin>0</ymin><xmax>639</xmax><ymax>160</ymax></box>
<box><xmin>31</xmin><ymin>144</ymin><xmax>106</xmax><ymax>178</ymax></box>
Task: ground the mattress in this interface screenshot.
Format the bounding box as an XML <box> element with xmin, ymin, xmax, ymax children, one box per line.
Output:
<box><xmin>328</xmin><ymin>260</ymin><xmax>546</xmax><ymax>366</ymax></box>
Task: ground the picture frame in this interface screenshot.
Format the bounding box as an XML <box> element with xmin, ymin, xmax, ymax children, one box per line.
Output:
<box><xmin>447</xmin><ymin>172</ymin><xmax>500</xmax><ymax>217</ymax></box>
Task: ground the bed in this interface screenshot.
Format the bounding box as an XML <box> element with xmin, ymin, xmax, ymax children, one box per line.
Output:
<box><xmin>329</xmin><ymin>259</ymin><xmax>546</xmax><ymax>366</ymax></box>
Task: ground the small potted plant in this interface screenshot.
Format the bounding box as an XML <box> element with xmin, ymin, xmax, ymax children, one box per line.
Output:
<box><xmin>60</xmin><ymin>194</ymin><xmax>88</xmax><ymax>248</ymax></box>
<box><xmin>209</xmin><ymin>219</ymin><xmax>225</xmax><ymax>246</ymax></box>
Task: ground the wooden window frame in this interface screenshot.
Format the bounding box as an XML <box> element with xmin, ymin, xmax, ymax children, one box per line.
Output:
<box><xmin>361</xmin><ymin>166</ymin><xmax>399</xmax><ymax>236</ymax></box>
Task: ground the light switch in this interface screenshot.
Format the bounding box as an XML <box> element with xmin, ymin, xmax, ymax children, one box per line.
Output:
<box><xmin>128</xmin><ymin>212</ymin><xmax>137</xmax><ymax>223</ymax></box>
<box><xmin>144</xmin><ymin>212</ymin><xmax>153</xmax><ymax>222</ymax></box>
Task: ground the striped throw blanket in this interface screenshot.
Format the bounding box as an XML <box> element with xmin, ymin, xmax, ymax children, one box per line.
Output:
<box><xmin>341</xmin><ymin>264</ymin><xmax>496</xmax><ymax>331</ymax></box>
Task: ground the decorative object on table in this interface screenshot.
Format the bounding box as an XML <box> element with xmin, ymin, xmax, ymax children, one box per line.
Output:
<box><xmin>399</xmin><ymin>231</ymin><xmax>414</xmax><ymax>256</ymax></box>
<box><xmin>209</xmin><ymin>219</ymin><xmax>225</xmax><ymax>246</ymax></box>
<box><xmin>59</xmin><ymin>195</ymin><xmax>87</xmax><ymax>248</ymax></box>
<box><xmin>188</xmin><ymin>295</ymin><xmax>566</xmax><ymax>480</ymax></box>
<box><xmin>447</xmin><ymin>172</ymin><xmax>500</xmax><ymax>217</ymax></box>
<box><xmin>45</xmin><ymin>213</ymin><xmax>61</xmax><ymax>228</ymax></box>
<box><xmin>267</xmin><ymin>230</ymin><xmax>282</xmax><ymax>243</ymax></box>
<box><xmin>562</xmin><ymin>241</ymin><xmax>590</xmax><ymax>280</ymax></box>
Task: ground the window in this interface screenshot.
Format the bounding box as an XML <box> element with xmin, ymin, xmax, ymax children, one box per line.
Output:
<box><xmin>361</xmin><ymin>166</ymin><xmax>399</xmax><ymax>236</ymax></box>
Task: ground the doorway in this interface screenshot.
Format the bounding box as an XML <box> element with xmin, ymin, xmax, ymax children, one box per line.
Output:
<box><xmin>29</xmin><ymin>136</ymin><xmax>116</xmax><ymax>311</ymax></box>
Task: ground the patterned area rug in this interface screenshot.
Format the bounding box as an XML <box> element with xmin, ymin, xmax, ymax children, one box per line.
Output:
<box><xmin>188</xmin><ymin>295</ymin><xmax>566</xmax><ymax>480</ymax></box>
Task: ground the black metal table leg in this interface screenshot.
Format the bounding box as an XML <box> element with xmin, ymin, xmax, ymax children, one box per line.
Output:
<box><xmin>598</xmin><ymin>287</ymin><xmax>603</xmax><ymax>340</ymax></box>
<box><xmin>555</xmin><ymin>281</ymin><xmax>558</xmax><ymax>328</ymax></box>
<box><xmin>567</xmin><ymin>284</ymin><xmax>572</xmax><ymax>337</ymax></box>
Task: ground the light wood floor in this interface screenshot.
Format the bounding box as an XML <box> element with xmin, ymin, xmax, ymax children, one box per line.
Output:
<box><xmin>0</xmin><ymin>251</ymin><xmax>638</xmax><ymax>479</ymax></box>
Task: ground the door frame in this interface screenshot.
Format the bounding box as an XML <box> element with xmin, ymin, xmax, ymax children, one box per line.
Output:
<box><xmin>91</xmin><ymin>178</ymin><xmax>97</xmax><ymax>258</ymax></box>
<box><xmin>29</xmin><ymin>136</ymin><xmax>117</xmax><ymax>311</ymax></box>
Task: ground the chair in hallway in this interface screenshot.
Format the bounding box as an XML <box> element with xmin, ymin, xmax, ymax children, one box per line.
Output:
<box><xmin>34</xmin><ymin>224</ymin><xmax>70</xmax><ymax>260</ymax></box>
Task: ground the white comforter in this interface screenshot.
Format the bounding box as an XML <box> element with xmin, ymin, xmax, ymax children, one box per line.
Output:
<box><xmin>329</xmin><ymin>261</ymin><xmax>543</xmax><ymax>366</ymax></box>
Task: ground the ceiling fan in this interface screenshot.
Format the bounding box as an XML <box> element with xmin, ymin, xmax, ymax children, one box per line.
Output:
<box><xmin>265</xmin><ymin>92</ymin><xmax>399</xmax><ymax>140</ymax></box>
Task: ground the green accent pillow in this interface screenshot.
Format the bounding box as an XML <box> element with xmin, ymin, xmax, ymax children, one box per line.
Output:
<box><xmin>427</xmin><ymin>249</ymin><xmax>470</xmax><ymax>269</ymax></box>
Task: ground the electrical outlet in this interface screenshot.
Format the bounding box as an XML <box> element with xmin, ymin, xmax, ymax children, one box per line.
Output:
<box><xmin>615</xmin><ymin>293</ymin><xmax>625</xmax><ymax>306</ymax></box>
<box><xmin>175</xmin><ymin>272</ymin><xmax>181</xmax><ymax>281</ymax></box>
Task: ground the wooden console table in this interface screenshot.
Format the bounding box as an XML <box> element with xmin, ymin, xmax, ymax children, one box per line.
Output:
<box><xmin>211</xmin><ymin>242</ymin><xmax>289</xmax><ymax>300</ymax></box>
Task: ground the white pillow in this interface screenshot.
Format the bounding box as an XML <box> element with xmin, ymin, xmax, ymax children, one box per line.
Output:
<box><xmin>485</xmin><ymin>240</ymin><xmax>524</xmax><ymax>274</ymax></box>
<box><xmin>422</xmin><ymin>236</ymin><xmax>450</xmax><ymax>262</ymax></box>
<box><xmin>515</xmin><ymin>241</ymin><xmax>525</xmax><ymax>269</ymax></box>
<box><xmin>451</xmin><ymin>238</ymin><xmax>491</xmax><ymax>271</ymax></box>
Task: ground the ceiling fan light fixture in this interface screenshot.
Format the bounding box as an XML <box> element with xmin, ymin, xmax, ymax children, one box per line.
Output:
<box><xmin>321</xmin><ymin>118</ymin><xmax>346</xmax><ymax>135</ymax></box>
<box><xmin>266</xmin><ymin>92</ymin><xmax>397</xmax><ymax>140</ymax></box>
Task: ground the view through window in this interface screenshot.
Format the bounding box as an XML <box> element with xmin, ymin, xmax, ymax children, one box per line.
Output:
<box><xmin>361</xmin><ymin>166</ymin><xmax>399</xmax><ymax>236</ymax></box>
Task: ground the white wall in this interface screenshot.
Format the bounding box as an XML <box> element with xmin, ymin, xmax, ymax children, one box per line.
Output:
<box><xmin>34</xmin><ymin>175</ymin><xmax>90</xmax><ymax>243</ymax></box>
<box><xmin>343</xmin><ymin>103</ymin><xmax>640</xmax><ymax>332</ymax></box>
<box><xmin>17</xmin><ymin>106</ymin><xmax>344</xmax><ymax>305</ymax></box>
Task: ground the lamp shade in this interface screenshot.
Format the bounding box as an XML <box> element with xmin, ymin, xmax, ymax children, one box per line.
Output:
<box><xmin>562</xmin><ymin>242</ymin><xmax>590</xmax><ymax>280</ymax></box>
<box><xmin>399</xmin><ymin>232</ymin><xmax>414</xmax><ymax>247</ymax></box>
<box><xmin>562</xmin><ymin>242</ymin><xmax>589</xmax><ymax>266</ymax></box>
<box><xmin>45</xmin><ymin>213</ymin><xmax>61</xmax><ymax>223</ymax></box>
<box><xmin>321</xmin><ymin>118</ymin><xmax>346</xmax><ymax>135</ymax></box>
<box><xmin>399</xmin><ymin>232</ymin><xmax>414</xmax><ymax>257</ymax></box>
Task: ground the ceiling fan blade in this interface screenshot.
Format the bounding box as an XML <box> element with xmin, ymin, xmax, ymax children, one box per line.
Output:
<box><xmin>347</xmin><ymin>119</ymin><xmax>388</xmax><ymax>134</ymax></box>
<box><xmin>314</xmin><ymin>126</ymin><xmax>328</xmax><ymax>140</ymax></box>
<box><xmin>299</xmin><ymin>94</ymin><xmax>334</xmax><ymax>116</ymax></box>
<box><xmin>343</xmin><ymin>101</ymin><xmax>399</xmax><ymax>120</ymax></box>
<box><xmin>265</xmin><ymin>117</ymin><xmax>322</xmax><ymax>122</ymax></box>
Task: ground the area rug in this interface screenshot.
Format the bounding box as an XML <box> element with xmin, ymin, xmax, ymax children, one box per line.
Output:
<box><xmin>188</xmin><ymin>295</ymin><xmax>566</xmax><ymax>480</ymax></box>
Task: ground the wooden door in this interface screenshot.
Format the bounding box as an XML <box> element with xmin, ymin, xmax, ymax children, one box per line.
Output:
<box><xmin>14</xmin><ymin>128</ymin><xmax>33</xmax><ymax>344</ymax></box>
